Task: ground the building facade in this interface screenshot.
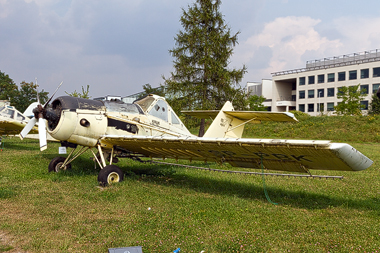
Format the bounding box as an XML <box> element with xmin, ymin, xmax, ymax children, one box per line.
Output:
<box><xmin>269</xmin><ymin>49</ymin><xmax>380</xmax><ymax>116</ymax></box>
<box><xmin>246</xmin><ymin>79</ymin><xmax>273</xmax><ymax>110</ymax></box>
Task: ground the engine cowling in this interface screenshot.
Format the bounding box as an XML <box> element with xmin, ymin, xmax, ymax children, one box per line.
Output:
<box><xmin>46</xmin><ymin>96</ymin><xmax>108</xmax><ymax>147</ymax></box>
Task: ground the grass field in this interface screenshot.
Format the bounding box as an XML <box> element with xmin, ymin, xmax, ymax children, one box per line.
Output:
<box><xmin>1</xmin><ymin>115</ymin><xmax>380</xmax><ymax>252</ymax></box>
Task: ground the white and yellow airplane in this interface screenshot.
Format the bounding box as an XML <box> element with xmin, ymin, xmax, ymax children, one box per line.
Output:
<box><xmin>19</xmin><ymin>94</ymin><xmax>373</xmax><ymax>186</ymax></box>
<box><xmin>0</xmin><ymin>102</ymin><xmax>39</xmax><ymax>136</ymax></box>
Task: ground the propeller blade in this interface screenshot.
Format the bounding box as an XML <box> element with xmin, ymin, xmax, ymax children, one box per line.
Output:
<box><xmin>38</xmin><ymin>117</ymin><xmax>47</xmax><ymax>151</ymax></box>
<box><xmin>44</xmin><ymin>81</ymin><xmax>63</xmax><ymax>108</ymax></box>
<box><xmin>19</xmin><ymin>117</ymin><xmax>37</xmax><ymax>140</ymax></box>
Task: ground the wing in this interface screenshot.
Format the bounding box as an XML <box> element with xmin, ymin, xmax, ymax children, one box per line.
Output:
<box><xmin>182</xmin><ymin>110</ymin><xmax>298</xmax><ymax>122</ymax></box>
<box><xmin>101</xmin><ymin>135</ymin><xmax>372</xmax><ymax>173</ymax></box>
<box><xmin>0</xmin><ymin>119</ymin><xmax>30</xmax><ymax>135</ymax></box>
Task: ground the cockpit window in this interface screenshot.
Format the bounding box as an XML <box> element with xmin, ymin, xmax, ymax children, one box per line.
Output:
<box><xmin>16</xmin><ymin>113</ymin><xmax>25</xmax><ymax>121</ymax></box>
<box><xmin>1</xmin><ymin>109</ymin><xmax>14</xmax><ymax>118</ymax></box>
<box><xmin>134</xmin><ymin>96</ymin><xmax>156</xmax><ymax>113</ymax></box>
<box><xmin>104</xmin><ymin>101</ymin><xmax>142</xmax><ymax>114</ymax></box>
<box><xmin>171</xmin><ymin>111</ymin><xmax>180</xmax><ymax>125</ymax></box>
<box><xmin>148</xmin><ymin>99</ymin><xmax>168</xmax><ymax>122</ymax></box>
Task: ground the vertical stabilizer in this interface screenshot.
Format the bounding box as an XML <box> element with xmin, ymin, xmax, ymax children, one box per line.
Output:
<box><xmin>203</xmin><ymin>101</ymin><xmax>245</xmax><ymax>138</ymax></box>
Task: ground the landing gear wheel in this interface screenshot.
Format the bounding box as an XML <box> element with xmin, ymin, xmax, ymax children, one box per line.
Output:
<box><xmin>98</xmin><ymin>165</ymin><xmax>124</xmax><ymax>186</ymax></box>
<box><xmin>48</xmin><ymin>156</ymin><xmax>71</xmax><ymax>172</ymax></box>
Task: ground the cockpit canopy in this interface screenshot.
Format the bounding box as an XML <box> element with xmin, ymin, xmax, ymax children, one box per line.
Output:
<box><xmin>0</xmin><ymin>106</ymin><xmax>27</xmax><ymax>121</ymax></box>
<box><xmin>134</xmin><ymin>95</ymin><xmax>186</xmax><ymax>129</ymax></box>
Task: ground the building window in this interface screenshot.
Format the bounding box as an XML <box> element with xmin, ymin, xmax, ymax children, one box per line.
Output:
<box><xmin>299</xmin><ymin>90</ymin><xmax>305</xmax><ymax>99</ymax></box>
<box><xmin>317</xmin><ymin>103</ymin><xmax>324</xmax><ymax>112</ymax></box>
<box><xmin>373</xmin><ymin>83</ymin><xmax>380</xmax><ymax>94</ymax></box>
<box><xmin>308</xmin><ymin>76</ymin><xmax>315</xmax><ymax>85</ymax></box>
<box><xmin>317</xmin><ymin>74</ymin><xmax>324</xmax><ymax>83</ymax></box>
<box><xmin>299</xmin><ymin>77</ymin><xmax>305</xmax><ymax>85</ymax></box>
<box><xmin>373</xmin><ymin>67</ymin><xmax>380</xmax><ymax>77</ymax></box>
<box><xmin>327</xmin><ymin>73</ymin><xmax>335</xmax><ymax>82</ymax></box>
<box><xmin>349</xmin><ymin>70</ymin><xmax>357</xmax><ymax>80</ymax></box>
<box><xmin>317</xmin><ymin>89</ymin><xmax>324</xmax><ymax>97</ymax></box>
<box><xmin>338</xmin><ymin>72</ymin><xmax>346</xmax><ymax>81</ymax></box>
<box><xmin>361</xmin><ymin>69</ymin><xmax>369</xmax><ymax>79</ymax></box>
<box><xmin>299</xmin><ymin>104</ymin><xmax>305</xmax><ymax>112</ymax></box>
<box><xmin>291</xmin><ymin>95</ymin><xmax>296</xmax><ymax>101</ymax></box>
<box><xmin>360</xmin><ymin>84</ymin><xmax>369</xmax><ymax>95</ymax></box>
<box><xmin>308</xmin><ymin>90</ymin><xmax>315</xmax><ymax>98</ymax></box>
<box><xmin>308</xmin><ymin>104</ymin><xmax>314</xmax><ymax>112</ymax></box>
<box><xmin>361</xmin><ymin>101</ymin><xmax>368</xmax><ymax>110</ymax></box>
<box><xmin>327</xmin><ymin>88</ymin><xmax>335</xmax><ymax>97</ymax></box>
<box><xmin>327</xmin><ymin>102</ymin><xmax>334</xmax><ymax>111</ymax></box>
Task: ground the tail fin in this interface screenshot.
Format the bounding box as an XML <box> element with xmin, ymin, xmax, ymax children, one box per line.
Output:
<box><xmin>203</xmin><ymin>101</ymin><xmax>245</xmax><ymax>138</ymax></box>
<box><xmin>23</xmin><ymin>102</ymin><xmax>39</xmax><ymax>118</ymax></box>
<box><xmin>182</xmin><ymin>102</ymin><xmax>298</xmax><ymax>139</ymax></box>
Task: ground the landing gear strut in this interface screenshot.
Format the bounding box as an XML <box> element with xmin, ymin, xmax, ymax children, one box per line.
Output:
<box><xmin>48</xmin><ymin>143</ymin><xmax>124</xmax><ymax>186</ymax></box>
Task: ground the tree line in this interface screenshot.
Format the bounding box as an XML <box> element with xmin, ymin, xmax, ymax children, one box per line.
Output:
<box><xmin>0</xmin><ymin>71</ymin><xmax>49</xmax><ymax>112</ymax></box>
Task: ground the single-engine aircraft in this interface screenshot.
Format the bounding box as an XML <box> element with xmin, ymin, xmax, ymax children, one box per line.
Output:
<box><xmin>0</xmin><ymin>102</ymin><xmax>41</xmax><ymax>149</ymax></box>
<box><xmin>19</xmin><ymin>94</ymin><xmax>373</xmax><ymax>186</ymax></box>
<box><xmin>0</xmin><ymin>103</ymin><xmax>38</xmax><ymax>136</ymax></box>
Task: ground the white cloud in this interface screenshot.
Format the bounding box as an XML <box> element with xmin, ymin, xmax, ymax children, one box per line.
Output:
<box><xmin>332</xmin><ymin>16</ymin><xmax>380</xmax><ymax>53</ymax></box>
<box><xmin>234</xmin><ymin>16</ymin><xmax>342</xmax><ymax>81</ymax></box>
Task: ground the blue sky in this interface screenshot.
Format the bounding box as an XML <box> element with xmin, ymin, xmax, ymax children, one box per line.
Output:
<box><xmin>1</xmin><ymin>0</ymin><xmax>380</xmax><ymax>99</ymax></box>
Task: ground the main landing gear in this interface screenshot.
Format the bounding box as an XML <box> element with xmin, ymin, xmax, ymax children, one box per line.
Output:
<box><xmin>48</xmin><ymin>143</ymin><xmax>124</xmax><ymax>186</ymax></box>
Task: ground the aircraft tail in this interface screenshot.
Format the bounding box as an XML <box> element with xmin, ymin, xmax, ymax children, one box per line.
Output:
<box><xmin>203</xmin><ymin>101</ymin><xmax>245</xmax><ymax>138</ymax></box>
<box><xmin>23</xmin><ymin>102</ymin><xmax>39</xmax><ymax>118</ymax></box>
<box><xmin>182</xmin><ymin>101</ymin><xmax>298</xmax><ymax>139</ymax></box>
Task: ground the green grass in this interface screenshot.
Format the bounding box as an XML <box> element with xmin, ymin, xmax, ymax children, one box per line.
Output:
<box><xmin>0</xmin><ymin>115</ymin><xmax>380</xmax><ymax>252</ymax></box>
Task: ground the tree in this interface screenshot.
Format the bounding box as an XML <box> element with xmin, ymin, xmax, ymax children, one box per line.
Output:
<box><xmin>163</xmin><ymin>0</ymin><xmax>247</xmax><ymax>136</ymax></box>
<box><xmin>334</xmin><ymin>84</ymin><xmax>366</xmax><ymax>116</ymax></box>
<box><xmin>13</xmin><ymin>81</ymin><xmax>49</xmax><ymax>112</ymax></box>
<box><xmin>139</xmin><ymin>84</ymin><xmax>165</xmax><ymax>99</ymax></box>
<box><xmin>65</xmin><ymin>85</ymin><xmax>91</xmax><ymax>99</ymax></box>
<box><xmin>0</xmin><ymin>71</ymin><xmax>18</xmax><ymax>105</ymax></box>
<box><xmin>247</xmin><ymin>95</ymin><xmax>267</xmax><ymax>111</ymax></box>
<box><xmin>369</xmin><ymin>93</ymin><xmax>380</xmax><ymax>115</ymax></box>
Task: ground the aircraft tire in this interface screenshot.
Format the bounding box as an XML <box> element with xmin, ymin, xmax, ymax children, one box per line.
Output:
<box><xmin>48</xmin><ymin>156</ymin><xmax>71</xmax><ymax>172</ymax></box>
<box><xmin>98</xmin><ymin>165</ymin><xmax>124</xmax><ymax>186</ymax></box>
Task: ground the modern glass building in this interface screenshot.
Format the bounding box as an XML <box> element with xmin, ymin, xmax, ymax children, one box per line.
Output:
<box><xmin>269</xmin><ymin>49</ymin><xmax>380</xmax><ymax>116</ymax></box>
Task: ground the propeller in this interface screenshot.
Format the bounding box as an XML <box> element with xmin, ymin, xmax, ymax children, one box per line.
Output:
<box><xmin>20</xmin><ymin>81</ymin><xmax>63</xmax><ymax>151</ymax></box>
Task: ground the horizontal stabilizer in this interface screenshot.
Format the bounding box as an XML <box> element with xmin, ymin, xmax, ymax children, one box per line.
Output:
<box><xmin>183</xmin><ymin>101</ymin><xmax>298</xmax><ymax>138</ymax></box>
<box><xmin>183</xmin><ymin>110</ymin><xmax>298</xmax><ymax>122</ymax></box>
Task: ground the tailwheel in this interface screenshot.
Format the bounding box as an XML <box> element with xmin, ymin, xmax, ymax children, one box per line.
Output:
<box><xmin>98</xmin><ymin>165</ymin><xmax>124</xmax><ymax>186</ymax></box>
<box><xmin>48</xmin><ymin>156</ymin><xmax>71</xmax><ymax>172</ymax></box>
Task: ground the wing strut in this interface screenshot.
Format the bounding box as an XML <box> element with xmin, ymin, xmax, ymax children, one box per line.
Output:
<box><xmin>147</xmin><ymin>160</ymin><xmax>344</xmax><ymax>179</ymax></box>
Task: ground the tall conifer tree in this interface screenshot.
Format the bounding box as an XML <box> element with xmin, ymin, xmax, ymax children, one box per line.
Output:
<box><xmin>164</xmin><ymin>0</ymin><xmax>247</xmax><ymax>136</ymax></box>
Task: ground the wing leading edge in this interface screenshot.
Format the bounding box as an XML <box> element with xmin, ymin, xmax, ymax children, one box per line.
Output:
<box><xmin>101</xmin><ymin>135</ymin><xmax>373</xmax><ymax>173</ymax></box>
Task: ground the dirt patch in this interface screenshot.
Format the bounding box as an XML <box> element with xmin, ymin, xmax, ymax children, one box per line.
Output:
<box><xmin>0</xmin><ymin>231</ymin><xmax>28</xmax><ymax>253</ymax></box>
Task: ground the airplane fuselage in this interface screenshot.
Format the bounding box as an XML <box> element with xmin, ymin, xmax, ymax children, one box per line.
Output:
<box><xmin>45</xmin><ymin>95</ymin><xmax>193</xmax><ymax>148</ymax></box>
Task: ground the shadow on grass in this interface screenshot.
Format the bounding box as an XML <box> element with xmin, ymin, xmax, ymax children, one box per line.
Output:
<box><xmin>124</xmin><ymin>163</ymin><xmax>380</xmax><ymax>212</ymax></box>
<box><xmin>30</xmin><ymin>153</ymin><xmax>380</xmax><ymax>212</ymax></box>
<box><xmin>1</xmin><ymin>138</ymin><xmax>39</xmax><ymax>150</ymax></box>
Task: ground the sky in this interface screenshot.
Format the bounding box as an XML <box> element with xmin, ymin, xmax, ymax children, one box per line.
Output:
<box><xmin>1</xmin><ymin>0</ymin><xmax>380</xmax><ymax>99</ymax></box>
